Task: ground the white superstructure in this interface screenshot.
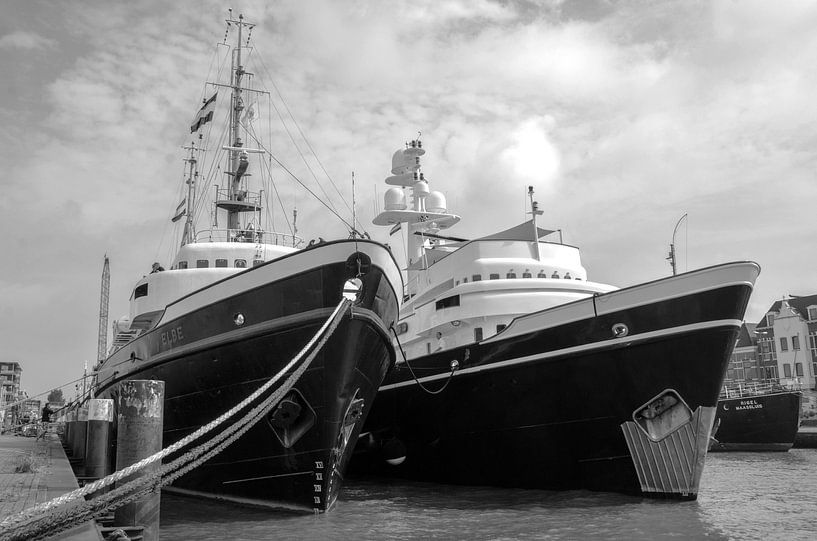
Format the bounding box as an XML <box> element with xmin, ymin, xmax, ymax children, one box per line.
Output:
<box><xmin>373</xmin><ymin>139</ymin><xmax>616</xmax><ymax>360</ymax></box>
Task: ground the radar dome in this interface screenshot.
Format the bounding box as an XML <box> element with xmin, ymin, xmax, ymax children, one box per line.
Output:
<box><xmin>384</xmin><ymin>188</ymin><xmax>407</xmax><ymax>210</ymax></box>
<box><xmin>414</xmin><ymin>180</ymin><xmax>430</xmax><ymax>196</ymax></box>
<box><xmin>426</xmin><ymin>191</ymin><xmax>447</xmax><ymax>213</ymax></box>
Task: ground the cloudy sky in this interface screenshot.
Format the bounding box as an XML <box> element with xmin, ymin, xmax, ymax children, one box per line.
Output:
<box><xmin>2</xmin><ymin>0</ymin><xmax>816</xmax><ymax>398</ymax></box>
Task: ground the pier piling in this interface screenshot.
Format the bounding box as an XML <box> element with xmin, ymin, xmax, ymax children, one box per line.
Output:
<box><xmin>85</xmin><ymin>398</ymin><xmax>114</xmax><ymax>479</ymax></box>
<box><xmin>72</xmin><ymin>405</ymin><xmax>88</xmax><ymax>462</ymax></box>
<box><xmin>114</xmin><ymin>380</ymin><xmax>165</xmax><ymax>541</ymax></box>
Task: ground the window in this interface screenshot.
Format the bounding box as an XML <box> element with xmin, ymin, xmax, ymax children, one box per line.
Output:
<box><xmin>766</xmin><ymin>313</ymin><xmax>775</xmax><ymax>327</ymax></box>
<box><xmin>506</xmin><ymin>272</ymin><xmax>516</xmax><ymax>279</ymax></box>
<box><xmin>133</xmin><ymin>283</ymin><xmax>148</xmax><ymax>299</ymax></box>
<box><xmin>489</xmin><ymin>273</ymin><xmax>499</xmax><ymax>280</ymax></box>
<box><xmin>235</xmin><ymin>259</ymin><xmax>247</xmax><ymax>268</ymax></box>
<box><xmin>177</xmin><ymin>260</ymin><xmax>188</xmax><ymax>269</ymax></box>
<box><xmin>474</xmin><ymin>327</ymin><xmax>483</xmax><ymax>341</ymax></box>
<box><xmin>215</xmin><ymin>258</ymin><xmax>228</xmax><ymax>268</ymax></box>
<box><xmin>783</xmin><ymin>364</ymin><xmax>792</xmax><ymax>378</ymax></box>
<box><xmin>522</xmin><ymin>272</ymin><xmax>532</xmax><ymax>278</ymax></box>
<box><xmin>809</xmin><ymin>306</ymin><xmax>817</xmax><ymax>321</ymax></box>
<box><xmin>472</xmin><ymin>274</ymin><xmax>482</xmax><ymax>282</ymax></box>
<box><xmin>426</xmin><ymin>343</ymin><xmax>431</xmax><ymax>354</ymax></box>
<box><xmin>253</xmin><ymin>259</ymin><xmax>264</xmax><ymax>267</ymax></box>
<box><xmin>537</xmin><ymin>271</ymin><xmax>546</xmax><ymax>278</ymax></box>
<box><xmin>496</xmin><ymin>324</ymin><xmax>506</xmax><ymax>333</ymax></box>
<box><xmin>463</xmin><ymin>277</ymin><xmax>468</xmax><ymax>283</ymax></box>
<box><xmin>196</xmin><ymin>260</ymin><xmax>209</xmax><ymax>268</ymax></box>
<box><xmin>395</xmin><ymin>322</ymin><xmax>408</xmax><ymax>336</ymax></box>
<box><xmin>780</xmin><ymin>337</ymin><xmax>788</xmax><ymax>351</ymax></box>
<box><xmin>796</xmin><ymin>363</ymin><xmax>804</xmax><ymax>377</ymax></box>
<box><xmin>436</xmin><ymin>295</ymin><xmax>460</xmax><ymax>310</ymax></box>
<box><xmin>793</xmin><ymin>336</ymin><xmax>800</xmax><ymax>350</ymax></box>
<box><xmin>551</xmin><ymin>272</ymin><xmax>560</xmax><ymax>279</ymax></box>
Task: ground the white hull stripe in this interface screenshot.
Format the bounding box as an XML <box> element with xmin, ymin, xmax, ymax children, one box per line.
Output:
<box><xmin>485</xmin><ymin>277</ymin><xmax>755</xmax><ymax>345</ymax></box>
<box><xmin>380</xmin><ymin>318</ymin><xmax>742</xmax><ymax>392</ymax></box>
<box><xmin>162</xmin><ymin>485</ymin><xmax>315</xmax><ymax>512</ymax></box>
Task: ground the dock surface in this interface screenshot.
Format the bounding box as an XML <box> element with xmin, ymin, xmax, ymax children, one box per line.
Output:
<box><xmin>0</xmin><ymin>433</ymin><xmax>102</xmax><ymax>540</ymax></box>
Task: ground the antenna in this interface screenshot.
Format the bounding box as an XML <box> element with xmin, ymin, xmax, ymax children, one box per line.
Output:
<box><xmin>527</xmin><ymin>186</ymin><xmax>543</xmax><ymax>261</ymax></box>
<box><xmin>292</xmin><ymin>207</ymin><xmax>298</xmax><ymax>247</ymax></box>
<box><xmin>352</xmin><ymin>171</ymin><xmax>357</xmax><ymax>238</ymax></box>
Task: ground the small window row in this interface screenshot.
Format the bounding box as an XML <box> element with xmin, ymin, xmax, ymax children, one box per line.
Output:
<box><xmin>456</xmin><ymin>271</ymin><xmax>580</xmax><ymax>285</ymax></box>
<box><xmin>174</xmin><ymin>258</ymin><xmax>263</xmax><ymax>270</ymax></box>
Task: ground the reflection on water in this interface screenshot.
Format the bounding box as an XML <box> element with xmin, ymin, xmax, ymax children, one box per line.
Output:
<box><xmin>161</xmin><ymin>450</ymin><xmax>817</xmax><ymax>540</ymax></box>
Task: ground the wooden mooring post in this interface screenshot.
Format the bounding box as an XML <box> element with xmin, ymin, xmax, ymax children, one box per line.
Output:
<box><xmin>72</xmin><ymin>405</ymin><xmax>88</xmax><ymax>462</ymax></box>
<box><xmin>85</xmin><ymin>398</ymin><xmax>114</xmax><ymax>479</ymax></box>
<box><xmin>114</xmin><ymin>380</ymin><xmax>165</xmax><ymax>541</ymax></box>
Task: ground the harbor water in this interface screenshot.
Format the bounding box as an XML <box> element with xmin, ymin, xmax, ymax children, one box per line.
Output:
<box><xmin>160</xmin><ymin>449</ymin><xmax>817</xmax><ymax>540</ymax></box>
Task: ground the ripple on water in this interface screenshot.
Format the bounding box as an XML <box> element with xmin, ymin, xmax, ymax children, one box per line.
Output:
<box><xmin>161</xmin><ymin>450</ymin><xmax>817</xmax><ymax>540</ymax></box>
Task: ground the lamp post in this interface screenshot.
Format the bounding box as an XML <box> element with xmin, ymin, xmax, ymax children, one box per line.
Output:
<box><xmin>667</xmin><ymin>213</ymin><xmax>687</xmax><ymax>276</ymax></box>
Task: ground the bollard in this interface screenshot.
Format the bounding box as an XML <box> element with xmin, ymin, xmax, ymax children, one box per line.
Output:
<box><xmin>85</xmin><ymin>398</ymin><xmax>114</xmax><ymax>480</ymax></box>
<box><xmin>72</xmin><ymin>405</ymin><xmax>88</xmax><ymax>463</ymax></box>
<box><xmin>114</xmin><ymin>380</ymin><xmax>164</xmax><ymax>541</ymax></box>
<box><xmin>64</xmin><ymin>410</ymin><xmax>74</xmax><ymax>452</ymax></box>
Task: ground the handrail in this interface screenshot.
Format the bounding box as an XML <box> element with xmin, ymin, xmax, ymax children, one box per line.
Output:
<box><xmin>719</xmin><ymin>380</ymin><xmax>792</xmax><ymax>399</ymax></box>
<box><xmin>193</xmin><ymin>228</ymin><xmax>303</xmax><ymax>247</ymax></box>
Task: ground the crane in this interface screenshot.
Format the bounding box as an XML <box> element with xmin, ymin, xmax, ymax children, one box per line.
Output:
<box><xmin>97</xmin><ymin>254</ymin><xmax>110</xmax><ymax>363</ymax></box>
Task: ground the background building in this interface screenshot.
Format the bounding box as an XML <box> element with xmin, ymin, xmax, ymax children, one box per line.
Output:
<box><xmin>1</xmin><ymin>361</ymin><xmax>23</xmax><ymax>429</ymax></box>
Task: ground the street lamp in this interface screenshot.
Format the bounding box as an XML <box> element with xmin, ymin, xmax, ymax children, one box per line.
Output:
<box><xmin>667</xmin><ymin>213</ymin><xmax>688</xmax><ymax>276</ymax></box>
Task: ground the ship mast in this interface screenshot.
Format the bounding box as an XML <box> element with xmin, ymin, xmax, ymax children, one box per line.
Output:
<box><xmin>181</xmin><ymin>138</ymin><xmax>201</xmax><ymax>246</ymax></box>
<box><xmin>216</xmin><ymin>12</ymin><xmax>260</xmax><ymax>238</ymax></box>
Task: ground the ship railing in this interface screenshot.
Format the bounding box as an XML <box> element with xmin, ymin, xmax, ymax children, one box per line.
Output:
<box><xmin>194</xmin><ymin>228</ymin><xmax>304</xmax><ymax>247</ymax></box>
<box><xmin>720</xmin><ymin>380</ymin><xmax>786</xmax><ymax>399</ymax></box>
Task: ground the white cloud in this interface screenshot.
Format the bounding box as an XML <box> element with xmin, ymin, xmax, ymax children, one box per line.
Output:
<box><xmin>0</xmin><ymin>31</ymin><xmax>56</xmax><ymax>50</ymax></box>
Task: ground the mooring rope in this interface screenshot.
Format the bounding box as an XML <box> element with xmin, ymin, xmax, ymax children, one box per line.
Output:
<box><xmin>0</xmin><ymin>298</ymin><xmax>351</xmax><ymax>540</ymax></box>
<box><xmin>390</xmin><ymin>326</ymin><xmax>458</xmax><ymax>395</ymax></box>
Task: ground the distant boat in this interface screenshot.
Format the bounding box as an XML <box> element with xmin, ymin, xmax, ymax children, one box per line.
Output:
<box><xmin>709</xmin><ymin>382</ymin><xmax>802</xmax><ymax>452</ymax></box>
<box><xmin>351</xmin><ymin>138</ymin><xmax>759</xmax><ymax>500</ymax></box>
<box><xmin>92</xmin><ymin>13</ymin><xmax>402</xmax><ymax>513</ymax></box>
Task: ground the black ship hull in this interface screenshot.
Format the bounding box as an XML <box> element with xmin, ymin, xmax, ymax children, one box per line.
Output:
<box><xmin>710</xmin><ymin>391</ymin><xmax>802</xmax><ymax>452</ymax></box>
<box><xmin>352</xmin><ymin>262</ymin><xmax>759</xmax><ymax>500</ymax></box>
<box><xmin>96</xmin><ymin>240</ymin><xmax>400</xmax><ymax>512</ymax></box>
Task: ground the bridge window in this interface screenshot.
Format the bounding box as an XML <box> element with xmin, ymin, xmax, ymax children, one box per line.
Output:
<box><xmin>196</xmin><ymin>260</ymin><xmax>209</xmax><ymax>268</ymax></box>
<box><xmin>253</xmin><ymin>259</ymin><xmax>264</xmax><ymax>267</ymax></box>
<box><xmin>177</xmin><ymin>261</ymin><xmax>188</xmax><ymax>269</ymax></box>
<box><xmin>235</xmin><ymin>259</ymin><xmax>247</xmax><ymax>268</ymax></box>
<box><xmin>133</xmin><ymin>283</ymin><xmax>148</xmax><ymax>299</ymax></box>
<box><xmin>472</xmin><ymin>274</ymin><xmax>482</xmax><ymax>282</ymax></box>
<box><xmin>496</xmin><ymin>324</ymin><xmax>507</xmax><ymax>333</ymax></box>
<box><xmin>215</xmin><ymin>259</ymin><xmax>228</xmax><ymax>268</ymax></box>
<box><xmin>537</xmin><ymin>271</ymin><xmax>546</xmax><ymax>278</ymax></box>
<box><xmin>506</xmin><ymin>272</ymin><xmax>516</xmax><ymax>279</ymax></box>
<box><xmin>474</xmin><ymin>327</ymin><xmax>483</xmax><ymax>341</ymax></box>
<box><xmin>436</xmin><ymin>295</ymin><xmax>460</xmax><ymax>310</ymax></box>
<box><xmin>489</xmin><ymin>273</ymin><xmax>499</xmax><ymax>280</ymax></box>
<box><xmin>522</xmin><ymin>272</ymin><xmax>532</xmax><ymax>278</ymax></box>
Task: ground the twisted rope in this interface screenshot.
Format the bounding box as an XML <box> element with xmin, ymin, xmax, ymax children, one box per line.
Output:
<box><xmin>0</xmin><ymin>299</ymin><xmax>350</xmax><ymax>540</ymax></box>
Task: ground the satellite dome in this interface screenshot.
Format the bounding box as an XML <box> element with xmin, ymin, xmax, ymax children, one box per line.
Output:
<box><xmin>414</xmin><ymin>180</ymin><xmax>430</xmax><ymax>196</ymax></box>
<box><xmin>391</xmin><ymin>149</ymin><xmax>420</xmax><ymax>175</ymax></box>
<box><xmin>426</xmin><ymin>191</ymin><xmax>447</xmax><ymax>213</ymax></box>
<box><xmin>384</xmin><ymin>187</ymin><xmax>407</xmax><ymax>210</ymax></box>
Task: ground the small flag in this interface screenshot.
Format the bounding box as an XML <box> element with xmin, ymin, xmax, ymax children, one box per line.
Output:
<box><xmin>242</xmin><ymin>101</ymin><xmax>257</xmax><ymax>125</ymax></box>
<box><xmin>171</xmin><ymin>198</ymin><xmax>186</xmax><ymax>222</ymax></box>
<box><xmin>389</xmin><ymin>223</ymin><xmax>401</xmax><ymax>236</ymax></box>
<box><xmin>190</xmin><ymin>92</ymin><xmax>217</xmax><ymax>133</ymax></box>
